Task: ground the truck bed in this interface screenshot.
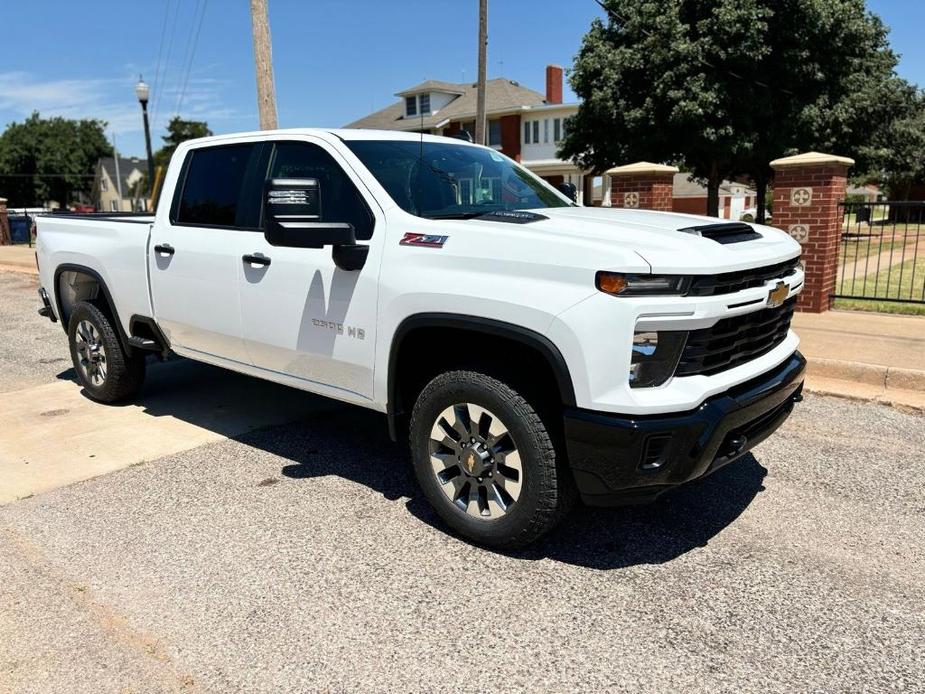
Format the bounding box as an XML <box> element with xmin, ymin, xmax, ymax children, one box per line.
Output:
<box><xmin>35</xmin><ymin>214</ymin><xmax>155</xmax><ymax>334</ymax></box>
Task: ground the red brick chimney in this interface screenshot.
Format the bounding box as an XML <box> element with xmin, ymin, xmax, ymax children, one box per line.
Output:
<box><xmin>545</xmin><ymin>65</ymin><xmax>563</xmax><ymax>105</ymax></box>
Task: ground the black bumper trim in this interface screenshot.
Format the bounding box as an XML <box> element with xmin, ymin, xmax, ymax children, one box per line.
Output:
<box><xmin>564</xmin><ymin>352</ymin><xmax>806</xmax><ymax>506</ymax></box>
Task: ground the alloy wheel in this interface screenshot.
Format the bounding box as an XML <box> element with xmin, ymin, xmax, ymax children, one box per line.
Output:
<box><xmin>74</xmin><ymin>319</ymin><xmax>108</xmax><ymax>386</ymax></box>
<box><xmin>428</xmin><ymin>403</ymin><xmax>523</xmax><ymax>519</ymax></box>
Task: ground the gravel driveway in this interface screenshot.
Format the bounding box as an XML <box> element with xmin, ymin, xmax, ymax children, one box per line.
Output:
<box><xmin>1</xmin><ymin>271</ymin><xmax>923</xmax><ymax>693</ymax></box>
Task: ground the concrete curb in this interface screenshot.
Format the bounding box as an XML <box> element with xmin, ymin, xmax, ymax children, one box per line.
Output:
<box><xmin>806</xmin><ymin>357</ymin><xmax>925</xmax><ymax>392</ymax></box>
<box><xmin>805</xmin><ymin>358</ymin><xmax>925</xmax><ymax>414</ymax></box>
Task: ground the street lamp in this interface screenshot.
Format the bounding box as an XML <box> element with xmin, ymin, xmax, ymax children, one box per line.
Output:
<box><xmin>135</xmin><ymin>77</ymin><xmax>155</xmax><ymax>199</ymax></box>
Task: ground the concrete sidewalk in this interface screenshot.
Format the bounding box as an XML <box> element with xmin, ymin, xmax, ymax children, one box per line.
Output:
<box><xmin>793</xmin><ymin>310</ymin><xmax>925</xmax><ymax>411</ymax></box>
<box><xmin>0</xmin><ymin>245</ymin><xmax>37</xmax><ymax>275</ymax></box>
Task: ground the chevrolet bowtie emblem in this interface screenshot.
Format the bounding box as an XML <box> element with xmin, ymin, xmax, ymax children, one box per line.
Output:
<box><xmin>767</xmin><ymin>281</ymin><xmax>789</xmax><ymax>308</ymax></box>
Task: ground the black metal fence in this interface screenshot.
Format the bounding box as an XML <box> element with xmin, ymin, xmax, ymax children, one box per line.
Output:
<box><xmin>836</xmin><ymin>201</ymin><xmax>925</xmax><ymax>305</ymax></box>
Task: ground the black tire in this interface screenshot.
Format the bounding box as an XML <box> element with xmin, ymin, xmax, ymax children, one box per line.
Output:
<box><xmin>409</xmin><ymin>370</ymin><xmax>575</xmax><ymax>549</ymax></box>
<box><xmin>67</xmin><ymin>301</ymin><xmax>145</xmax><ymax>403</ymax></box>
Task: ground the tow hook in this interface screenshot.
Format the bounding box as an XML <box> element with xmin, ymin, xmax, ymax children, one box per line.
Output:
<box><xmin>726</xmin><ymin>433</ymin><xmax>748</xmax><ymax>457</ymax></box>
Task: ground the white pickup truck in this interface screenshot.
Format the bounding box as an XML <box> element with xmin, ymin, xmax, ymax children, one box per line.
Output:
<box><xmin>36</xmin><ymin>129</ymin><xmax>805</xmax><ymax>547</ymax></box>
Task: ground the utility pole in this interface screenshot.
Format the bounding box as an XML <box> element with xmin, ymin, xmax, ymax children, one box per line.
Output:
<box><xmin>474</xmin><ymin>0</ymin><xmax>488</xmax><ymax>145</ymax></box>
<box><xmin>250</xmin><ymin>0</ymin><xmax>278</xmax><ymax>130</ymax></box>
<box><xmin>112</xmin><ymin>134</ymin><xmax>123</xmax><ymax>204</ymax></box>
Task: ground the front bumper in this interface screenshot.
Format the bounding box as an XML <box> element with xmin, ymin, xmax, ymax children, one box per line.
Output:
<box><xmin>564</xmin><ymin>351</ymin><xmax>805</xmax><ymax>506</ymax></box>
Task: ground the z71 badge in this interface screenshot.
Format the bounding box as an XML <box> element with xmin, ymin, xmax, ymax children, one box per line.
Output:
<box><xmin>400</xmin><ymin>233</ymin><xmax>448</xmax><ymax>248</ymax></box>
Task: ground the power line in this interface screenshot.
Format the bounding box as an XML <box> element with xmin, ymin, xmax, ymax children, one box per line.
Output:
<box><xmin>174</xmin><ymin>0</ymin><xmax>209</xmax><ymax>117</ymax></box>
<box><xmin>150</xmin><ymin>0</ymin><xmax>173</xmax><ymax>126</ymax></box>
<box><xmin>0</xmin><ymin>173</ymin><xmax>97</xmax><ymax>178</ymax></box>
<box><xmin>151</xmin><ymin>0</ymin><xmax>183</xmax><ymax>128</ymax></box>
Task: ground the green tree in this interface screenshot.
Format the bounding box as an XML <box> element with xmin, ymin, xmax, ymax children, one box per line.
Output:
<box><xmin>154</xmin><ymin>117</ymin><xmax>212</xmax><ymax>170</ymax></box>
<box><xmin>0</xmin><ymin>112</ymin><xmax>111</xmax><ymax>207</ymax></box>
<box><xmin>561</xmin><ymin>0</ymin><xmax>903</xmax><ymax>221</ymax></box>
<box><xmin>857</xmin><ymin>86</ymin><xmax>925</xmax><ymax>199</ymax></box>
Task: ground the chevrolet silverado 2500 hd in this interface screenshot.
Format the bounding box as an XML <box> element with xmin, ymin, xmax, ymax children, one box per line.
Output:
<box><xmin>36</xmin><ymin>129</ymin><xmax>805</xmax><ymax>548</ymax></box>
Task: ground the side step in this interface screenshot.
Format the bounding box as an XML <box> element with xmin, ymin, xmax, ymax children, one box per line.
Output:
<box><xmin>127</xmin><ymin>335</ymin><xmax>159</xmax><ymax>351</ymax></box>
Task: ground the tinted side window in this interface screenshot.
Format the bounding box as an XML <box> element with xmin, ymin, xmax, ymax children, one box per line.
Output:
<box><xmin>177</xmin><ymin>144</ymin><xmax>255</xmax><ymax>227</ymax></box>
<box><xmin>268</xmin><ymin>142</ymin><xmax>374</xmax><ymax>240</ymax></box>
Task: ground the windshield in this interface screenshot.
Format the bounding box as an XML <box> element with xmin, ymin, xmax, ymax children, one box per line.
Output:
<box><xmin>344</xmin><ymin>140</ymin><xmax>573</xmax><ymax>219</ymax></box>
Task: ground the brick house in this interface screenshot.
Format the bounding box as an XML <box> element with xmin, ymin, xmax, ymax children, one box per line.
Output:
<box><xmin>345</xmin><ymin>65</ymin><xmax>598</xmax><ymax>204</ymax></box>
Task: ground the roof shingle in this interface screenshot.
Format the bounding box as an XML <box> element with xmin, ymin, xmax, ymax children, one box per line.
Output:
<box><xmin>345</xmin><ymin>78</ymin><xmax>547</xmax><ymax>131</ymax></box>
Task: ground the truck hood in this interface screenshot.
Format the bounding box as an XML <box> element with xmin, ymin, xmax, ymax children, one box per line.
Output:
<box><xmin>515</xmin><ymin>206</ymin><xmax>800</xmax><ymax>274</ymax></box>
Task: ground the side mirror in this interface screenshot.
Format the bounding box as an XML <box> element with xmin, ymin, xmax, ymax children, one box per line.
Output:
<box><xmin>264</xmin><ymin>178</ymin><xmax>356</xmax><ymax>248</ymax></box>
<box><xmin>557</xmin><ymin>181</ymin><xmax>578</xmax><ymax>202</ymax></box>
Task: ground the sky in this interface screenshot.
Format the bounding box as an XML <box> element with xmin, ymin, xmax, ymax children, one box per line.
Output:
<box><xmin>1</xmin><ymin>0</ymin><xmax>923</xmax><ymax>159</ymax></box>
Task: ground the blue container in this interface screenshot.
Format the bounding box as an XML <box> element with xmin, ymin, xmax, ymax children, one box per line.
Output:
<box><xmin>8</xmin><ymin>215</ymin><xmax>32</xmax><ymax>244</ymax></box>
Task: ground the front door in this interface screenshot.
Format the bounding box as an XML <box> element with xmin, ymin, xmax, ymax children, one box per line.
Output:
<box><xmin>237</xmin><ymin>138</ymin><xmax>382</xmax><ymax>404</ymax></box>
<box><xmin>149</xmin><ymin>142</ymin><xmax>262</xmax><ymax>364</ymax></box>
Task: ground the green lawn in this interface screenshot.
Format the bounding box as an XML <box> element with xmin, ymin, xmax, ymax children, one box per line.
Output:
<box><xmin>838</xmin><ymin>236</ymin><xmax>907</xmax><ymax>263</ymax></box>
<box><xmin>834</xmin><ymin>255</ymin><xmax>925</xmax><ymax>316</ymax></box>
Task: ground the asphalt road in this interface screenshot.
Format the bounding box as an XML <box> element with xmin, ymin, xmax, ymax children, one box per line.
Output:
<box><xmin>0</xmin><ymin>272</ymin><xmax>72</xmax><ymax>394</ymax></box>
<box><xmin>1</xmin><ymin>271</ymin><xmax>923</xmax><ymax>693</ymax></box>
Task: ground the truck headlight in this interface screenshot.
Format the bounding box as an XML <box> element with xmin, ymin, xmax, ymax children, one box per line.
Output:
<box><xmin>630</xmin><ymin>331</ymin><xmax>688</xmax><ymax>388</ymax></box>
<box><xmin>597</xmin><ymin>272</ymin><xmax>691</xmax><ymax>297</ymax></box>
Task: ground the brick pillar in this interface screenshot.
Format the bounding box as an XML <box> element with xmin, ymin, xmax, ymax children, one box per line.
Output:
<box><xmin>770</xmin><ymin>152</ymin><xmax>854</xmax><ymax>313</ymax></box>
<box><xmin>0</xmin><ymin>198</ymin><xmax>10</xmax><ymax>246</ymax></box>
<box><xmin>605</xmin><ymin>162</ymin><xmax>678</xmax><ymax>212</ymax></box>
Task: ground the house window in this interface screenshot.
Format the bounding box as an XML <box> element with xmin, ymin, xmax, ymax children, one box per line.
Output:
<box><xmin>488</xmin><ymin>120</ymin><xmax>502</xmax><ymax>147</ymax></box>
<box><xmin>532</xmin><ymin>121</ymin><xmax>539</xmax><ymax>144</ymax></box>
<box><xmin>110</xmin><ymin>200</ymin><xmax>119</xmax><ymax>212</ymax></box>
<box><xmin>405</xmin><ymin>96</ymin><xmax>417</xmax><ymax>117</ymax></box>
<box><xmin>554</xmin><ymin>118</ymin><xmax>561</xmax><ymax>142</ymax></box>
<box><xmin>544</xmin><ymin>119</ymin><xmax>549</xmax><ymax>143</ymax></box>
<box><xmin>100</xmin><ymin>176</ymin><xmax>108</xmax><ymax>192</ymax></box>
<box><xmin>419</xmin><ymin>94</ymin><xmax>430</xmax><ymax>115</ymax></box>
<box><xmin>524</xmin><ymin>121</ymin><xmax>530</xmax><ymax>144</ymax></box>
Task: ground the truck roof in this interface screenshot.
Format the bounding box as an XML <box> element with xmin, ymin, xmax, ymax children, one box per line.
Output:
<box><xmin>179</xmin><ymin>128</ymin><xmax>478</xmax><ymax>149</ymax></box>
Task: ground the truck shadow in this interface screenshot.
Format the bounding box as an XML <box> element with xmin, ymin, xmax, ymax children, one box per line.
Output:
<box><xmin>405</xmin><ymin>456</ymin><xmax>768</xmax><ymax>570</ymax></box>
<box><xmin>261</xmin><ymin>403</ymin><xmax>767</xmax><ymax>571</ymax></box>
<box><xmin>58</xmin><ymin>357</ymin><xmax>767</xmax><ymax>571</ymax></box>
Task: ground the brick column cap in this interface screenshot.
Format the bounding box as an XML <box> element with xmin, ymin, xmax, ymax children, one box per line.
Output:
<box><xmin>770</xmin><ymin>151</ymin><xmax>854</xmax><ymax>170</ymax></box>
<box><xmin>606</xmin><ymin>161</ymin><xmax>679</xmax><ymax>176</ymax></box>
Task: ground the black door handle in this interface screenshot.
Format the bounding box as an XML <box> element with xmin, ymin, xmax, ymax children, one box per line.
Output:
<box><xmin>154</xmin><ymin>243</ymin><xmax>175</xmax><ymax>256</ymax></box>
<box><xmin>242</xmin><ymin>253</ymin><xmax>271</xmax><ymax>267</ymax></box>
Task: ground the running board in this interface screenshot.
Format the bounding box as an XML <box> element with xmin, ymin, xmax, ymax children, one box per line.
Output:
<box><xmin>127</xmin><ymin>335</ymin><xmax>159</xmax><ymax>351</ymax></box>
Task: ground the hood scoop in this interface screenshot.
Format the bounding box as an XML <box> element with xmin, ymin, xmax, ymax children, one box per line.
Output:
<box><xmin>678</xmin><ymin>222</ymin><xmax>763</xmax><ymax>245</ymax></box>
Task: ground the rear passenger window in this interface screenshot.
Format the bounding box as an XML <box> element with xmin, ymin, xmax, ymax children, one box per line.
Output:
<box><xmin>268</xmin><ymin>142</ymin><xmax>374</xmax><ymax>240</ymax></box>
<box><xmin>176</xmin><ymin>144</ymin><xmax>255</xmax><ymax>227</ymax></box>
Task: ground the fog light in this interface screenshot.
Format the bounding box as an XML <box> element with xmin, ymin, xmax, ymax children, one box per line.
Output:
<box><xmin>629</xmin><ymin>330</ymin><xmax>688</xmax><ymax>388</ymax></box>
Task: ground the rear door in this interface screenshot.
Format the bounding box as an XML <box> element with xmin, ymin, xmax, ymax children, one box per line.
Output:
<box><xmin>148</xmin><ymin>142</ymin><xmax>264</xmax><ymax>363</ymax></box>
<box><xmin>237</xmin><ymin>137</ymin><xmax>383</xmax><ymax>403</ymax></box>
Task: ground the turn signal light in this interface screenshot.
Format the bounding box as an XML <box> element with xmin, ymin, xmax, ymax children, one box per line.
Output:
<box><xmin>595</xmin><ymin>272</ymin><xmax>692</xmax><ymax>297</ymax></box>
<box><xmin>596</xmin><ymin>272</ymin><xmax>626</xmax><ymax>295</ymax></box>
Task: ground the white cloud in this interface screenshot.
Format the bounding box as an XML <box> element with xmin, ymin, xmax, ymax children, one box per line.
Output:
<box><xmin>0</xmin><ymin>69</ymin><xmax>252</xmax><ymax>154</ymax></box>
